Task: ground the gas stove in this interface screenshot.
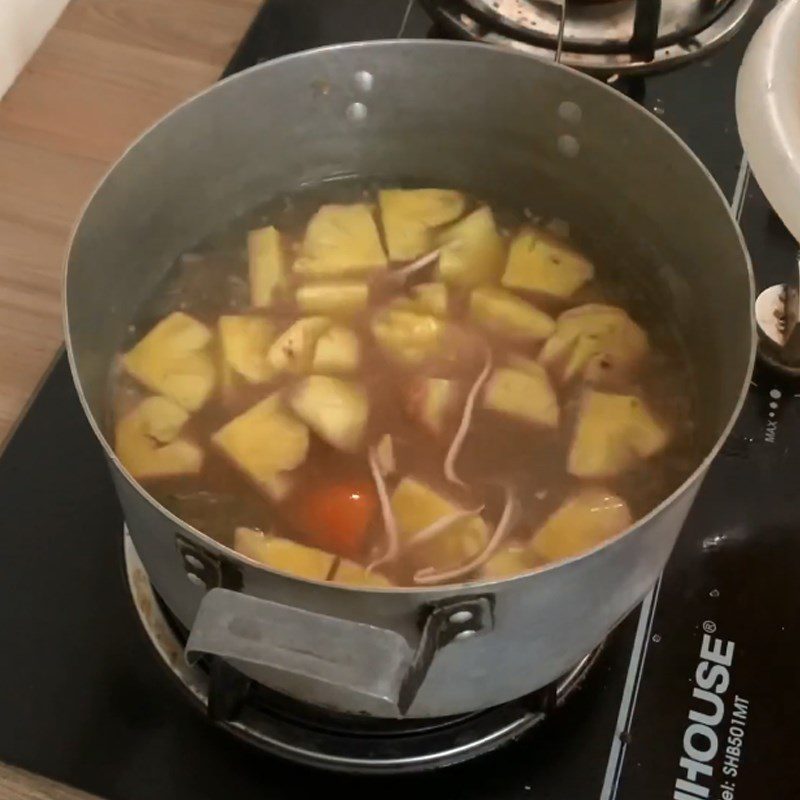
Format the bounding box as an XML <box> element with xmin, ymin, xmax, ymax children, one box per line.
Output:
<box><xmin>0</xmin><ymin>0</ymin><xmax>796</xmax><ymax>797</ymax></box>
<box><xmin>424</xmin><ymin>0</ymin><xmax>756</xmax><ymax>73</ymax></box>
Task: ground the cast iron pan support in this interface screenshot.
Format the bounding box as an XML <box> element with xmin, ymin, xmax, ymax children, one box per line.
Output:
<box><xmin>630</xmin><ymin>0</ymin><xmax>662</xmax><ymax>62</ymax></box>
<box><xmin>556</xmin><ymin>0</ymin><xmax>662</xmax><ymax>64</ymax></box>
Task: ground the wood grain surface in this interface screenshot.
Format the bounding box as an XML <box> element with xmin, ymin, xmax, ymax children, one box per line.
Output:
<box><xmin>0</xmin><ymin>764</ymin><xmax>100</xmax><ymax>800</ymax></box>
<box><xmin>0</xmin><ymin>0</ymin><xmax>261</xmax><ymax>446</ymax></box>
<box><xmin>0</xmin><ymin>0</ymin><xmax>260</xmax><ymax>795</ymax></box>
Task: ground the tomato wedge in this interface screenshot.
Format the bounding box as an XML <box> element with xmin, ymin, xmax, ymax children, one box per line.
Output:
<box><xmin>286</xmin><ymin>479</ymin><xmax>377</xmax><ymax>558</ymax></box>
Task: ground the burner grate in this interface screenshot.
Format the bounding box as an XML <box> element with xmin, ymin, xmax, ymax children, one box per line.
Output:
<box><xmin>424</xmin><ymin>0</ymin><xmax>756</xmax><ymax>73</ymax></box>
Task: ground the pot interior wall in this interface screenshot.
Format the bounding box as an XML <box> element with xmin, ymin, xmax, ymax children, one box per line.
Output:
<box><xmin>66</xmin><ymin>41</ymin><xmax>753</xmax><ymax>461</ymax></box>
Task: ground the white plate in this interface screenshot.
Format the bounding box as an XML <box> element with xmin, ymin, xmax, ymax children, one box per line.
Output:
<box><xmin>736</xmin><ymin>0</ymin><xmax>800</xmax><ymax>242</ymax></box>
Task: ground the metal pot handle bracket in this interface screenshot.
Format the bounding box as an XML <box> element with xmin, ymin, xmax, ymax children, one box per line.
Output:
<box><xmin>184</xmin><ymin>586</ymin><xmax>494</xmax><ymax>717</ymax></box>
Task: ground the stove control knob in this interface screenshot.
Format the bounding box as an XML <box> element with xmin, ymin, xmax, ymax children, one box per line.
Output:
<box><xmin>756</xmin><ymin>284</ymin><xmax>800</xmax><ymax>376</ymax></box>
<box><xmin>755</xmin><ymin>253</ymin><xmax>800</xmax><ymax>376</ymax></box>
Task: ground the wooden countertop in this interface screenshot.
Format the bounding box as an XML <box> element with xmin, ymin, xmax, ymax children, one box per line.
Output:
<box><xmin>0</xmin><ymin>0</ymin><xmax>260</xmax><ymax>796</ymax></box>
<box><xmin>0</xmin><ymin>0</ymin><xmax>260</xmax><ymax>447</ymax></box>
<box><xmin>0</xmin><ymin>765</ymin><xmax>100</xmax><ymax>800</ymax></box>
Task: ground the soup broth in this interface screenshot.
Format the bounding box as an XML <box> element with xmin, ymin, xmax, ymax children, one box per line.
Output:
<box><xmin>111</xmin><ymin>182</ymin><xmax>698</xmax><ymax>588</ymax></box>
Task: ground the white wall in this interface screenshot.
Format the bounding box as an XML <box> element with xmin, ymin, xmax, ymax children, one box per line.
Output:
<box><xmin>0</xmin><ymin>0</ymin><xmax>71</xmax><ymax>98</ymax></box>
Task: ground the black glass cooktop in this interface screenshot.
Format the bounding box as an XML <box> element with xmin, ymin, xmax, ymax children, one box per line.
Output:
<box><xmin>1</xmin><ymin>0</ymin><xmax>796</xmax><ymax>798</ymax></box>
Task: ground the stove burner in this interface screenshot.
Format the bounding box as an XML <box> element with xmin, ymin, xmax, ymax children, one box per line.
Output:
<box><xmin>124</xmin><ymin>533</ymin><xmax>602</xmax><ymax>773</ymax></box>
<box><xmin>423</xmin><ymin>0</ymin><xmax>755</xmax><ymax>73</ymax></box>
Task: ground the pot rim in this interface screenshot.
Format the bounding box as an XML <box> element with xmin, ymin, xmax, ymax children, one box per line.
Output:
<box><xmin>63</xmin><ymin>38</ymin><xmax>756</xmax><ymax>595</ymax></box>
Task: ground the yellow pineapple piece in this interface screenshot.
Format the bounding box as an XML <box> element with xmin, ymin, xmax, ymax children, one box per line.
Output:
<box><xmin>330</xmin><ymin>559</ymin><xmax>393</xmax><ymax>588</ymax></box>
<box><xmin>379</xmin><ymin>188</ymin><xmax>466</xmax><ymax>261</ymax></box>
<box><xmin>218</xmin><ymin>349</ymin><xmax>237</xmax><ymax>402</ymax></box>
<box><xmin>248</xmin><ymin>225</ymin><xmax>286</xmax><ymax>307</ymax></box>
<box><xmin>234</xmin><ymin>528</ymin><xmax>334</xmax><ymax>580</ymax></box>
<box><xmin>115</xmin><ymin>396</ymin><xmax>203</xmax><ymax>480</ymax></box>
<box><xmin>289</xmin><ymin>375</ymin><xmax>369</xmax><ymax>453</ymax></box>
<box><xmin>212</xmin><ymin>393</ymin><xmax>309</xmax><ymax>496</ymax></box>
<box><xmin>122</xmin><ymin>312</ymin><xmax>216</xmax><ymax>411</ymax></box>
<box><xmin>295</xmin><ymin>281</ymin><xmax>369</xmax><ymax>317</ymax></box>
<box><xmin>410</xmin><ymin>282</ymin><xmax>449</xmax><ymax>317</ymax></box>
<box><xmin>529</xmin><ymin>488</ymin><xmax>632</xmax><ymax>563</ymax></box>
<box><xmin>371</xmin><ymin>308</ymin><xmax>446</xmax><ymax>366</ymax></box>
<box><xmin>507</xmin><ymin>353</ymin><xmax>542</xmax><ymax>374</ymax></box>
<box><xmin>568</xmin><ymin>390</ymin><xmax>670</xmax><ymax>479</ymax></box>
<box><xmin>261</xmin><ymin>472</ymin><xmax>295</xmax><ymax>503</ymax></box>
<box><xmin>482</xmin><ymin>366</ymin><xmax>559</xmax><ymax>428</ymax></box>
<box><xmin>539</xmin><ymin>304</ymin><xmax>649</xmax><ymax>384</ymax></box>
<box><xmin>482</xmin><ymin>545</ymin><xmax>533</xmax><ymax>579</ymax></box>
<box><xmin>233</xmin><ymin>526</ymin><xmax>272</xmax><ymax>563</ymax></box>
<box><xmin>218</xmin><ymin>315</ymin><xmax>275</xmax><ymax>384</ymax></box>
<box><xmin>501</xmin><ymin>228</ymin><xmax>594</xmax><ymax>299</ymax></box>
<box><xmin>391</xmin><ymin>477</ymin><xmax>488</xmax><ymax>571</ymax></box>
<box><xmin>267</xmin><ymin>316</ymin><xmax>331</xmax><ymax>374</ymax></box>
<box><xmin>386</xmin><ymin>296</ymin><xmax>417</xmax><ymax>313</ymax></box>
<box><xmin>437</xmin><ymin>206</ymin><xmax>505</xmax><ymax>288</ymax></box>
<box><xmin>407</xmin><ymin>377</ymin><xmax>460</xmax><ymax>435</ymax></box>
<box><xmin>293</xmin><ymin>204</ymin><xmax>387</xmax><ymax>277</ymax></box>
<box><xmin>469</xmin><ymin>286</ymin><xmax>555</xmax><ymax>342</ymax></box>
<box><xmin>311</xmin><ymin>325</ymin><xmax>361</xmax><ymax>373</ymax></box>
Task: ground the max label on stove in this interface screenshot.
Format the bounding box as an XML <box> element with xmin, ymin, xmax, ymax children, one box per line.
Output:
<box><xmin>673</xmin><ymin>632</ymin><xmax>748</xmax><ymax>800</ymax></box>
<box><xmin>764</xmin><ymin>388</ymin><xmax>782</xmax><ymax>444</ymax></box>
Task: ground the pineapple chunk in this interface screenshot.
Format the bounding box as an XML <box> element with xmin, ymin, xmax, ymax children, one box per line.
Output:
<box><xmin>218</xmin><ymin>315</ymin><xmax>276</xmax><ymax>384</ymax></box>
<box><xmin>371</xmin><ymin>308</ymin><xmax>446</xmax><ymax>366</ymax></box>
<box><xmin>296</xmin><ymin>281</ymin><xmax>369</xmax><ymax>317</ymax></box>
<box><xmin>529</xmin><ymin>489</ymin><xmax>632</xmax><ymax>563</ymax></box>
<box><xmin>122</xmin><ymin>312</ymin><xmax>216</xmax><ymax>411</ymax></box>
<box><xmin>330</xmin><ymin>559</ymin><xmax>393</xmax><ymax>588</ymax></box>
<box><xmin>261</xmin><ymin>472</ymin><xmax>295</xmax><ymax>503</ymax></box>
<box><xmin>293</xmin><ymin>204</ymin><xmax>387</xmax><ymax>277</ymax></box>
<box><xmin>379</xmin><ymin>188</ymin><xmax>466</xmax><ymax>261</ymax></box>
<box><xmin>410</xmin><ymin>282</ymin><xmax>449</xmax><ymax>317</ymax></box>
<box><xmin>406</xmin><ymin>377</ymin><xmax>460</xmax><ymax>435</ymax></box>
<box><xmin>568</xmin><ymin>390</ymin><xmax>670</xmax><ymax>479</ymax></box>
<box><xmin>212</xmin><ymin>393</ymin><xmax>309</xmax><ymax>495</ymax></box>
<box><xmin>115</xmin><ymin>396</ymin><xmax>203</xmax><ymax>480</ymax></box>
<box><xmin>233</xmin><ymin>526</ymin><xmax>271</xmax><ymax>563</ymax></box>
<box><xmin>469</xmin><ymin>287</ymin><xmax>555</xmax><ymax>342</ymax></box>
<box><xmin>234</xmin><ymin>528</ymin><xmax>334</xmax><ymax>580</ymax></box>
<box><xmin>218</xmin><ymin>348</ymin><xmax>237</xmax><ymax>402</ymax></box>
<box><xmin>391</xmin><ymin>477</ymin><xmax>488</xmax><ymax>571</ymax></box>
<box><xmin>437</xmin><ymin>206</ymin><xmax>505</xmax><ymax>288</ymax></box>
<box><xmin>539</xmin><ymin>304</ymin><xmax>649</xmax><ymax>384</ymax></box>
<box><xmin>386</xmin><ymin>296</ymin><xmax>417</xmax><ymax>313</ymax></box>
<box><xmin>248</xmin><ymin>225</ymin><xmax>286</xmax><ymax>307</ymax></box>
<box><xmin>501</xmin><ymin>228</ymin><xmax>594</xmax><ymax>299</ymax></box>
<box><xmin>311</xmin><ymin>325</ymin><xmax>361</xmax><ymax>373</ymax></box>
<box><xmin>507</xmin><ymin>353</ymin><xmax>542</xmax><ymax>375</ymax></box>
<box><xmin>267</xmin><ymin>316</ymin><xmax>331</xmax><ymax>374</ymax></box>
<box><xmin>289</xmin><ymin>376</ymin><xmax>369</xmax><ymax>453</ymax></box>
<box><xmin>135</xmin><ymin>397</ymin><xmax>187</xmax><ymax>444</ymax></box>
<box><xmin>482</xmin><ymin>366</ymin><xmax>559</xmax><ymax>428</ymax></box>
<box><xmin>482</xmin><ymin>545</ymin><xmax>533</xmax><ymax>579</ymax></box>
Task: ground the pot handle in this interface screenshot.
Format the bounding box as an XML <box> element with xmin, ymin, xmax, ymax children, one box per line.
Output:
<box><xmin>185</xmin><ymin>588</ymin><xmax>493</xmax><ymax>717</ymax></box>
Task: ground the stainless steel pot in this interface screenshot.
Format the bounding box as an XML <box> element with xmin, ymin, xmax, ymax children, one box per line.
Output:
<box><xmin>64</xmin><ymin>41</ymin><xmax>754</xmax><ymax>720</ymax></box>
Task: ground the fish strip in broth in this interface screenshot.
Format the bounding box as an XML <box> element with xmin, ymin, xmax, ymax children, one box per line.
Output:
<box><xmin>413</xmin><ymin>486</ymin><xmax>518</xmax><ymax>585</ymax></box>
<box><xmin>444</xmin><ymin>348</ymin><xmax>493</xmax><ymax>486</ymax></box>
<box><xmin>366</xmin><ymin>446</ymin><xmax>400</xmax><ymax>572</ymax></box>
<box><xmin>387</xmin><ymin>249</ymin><xmax>440</xmax><ymax>284</ymax></box>
<box><xmin>407</xmin><ymin>505</ymin><xmax>485</xmax><ymax>548</ymax></box>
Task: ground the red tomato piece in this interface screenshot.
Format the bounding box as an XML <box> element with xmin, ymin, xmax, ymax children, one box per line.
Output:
<box><xmin>287</xmin><ymin>480</ymin><xmax>377</xmax><ymax>558</ymax></box>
